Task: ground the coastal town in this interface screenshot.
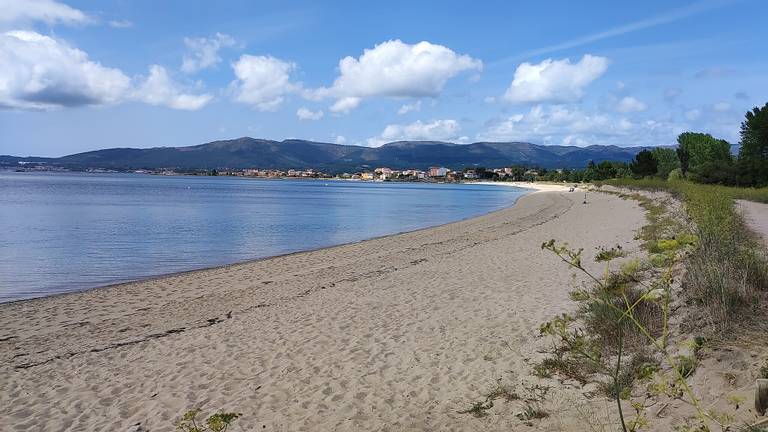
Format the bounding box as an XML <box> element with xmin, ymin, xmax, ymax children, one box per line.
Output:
<box><xmin>7</xmin><ymin>163</ymin><xmax>542</xmax><ymax>182</ymax></box>
<box><xmin>220</xmin><ymin>166</ymin><xmax>538</xmax><ymax>181</ymax></box>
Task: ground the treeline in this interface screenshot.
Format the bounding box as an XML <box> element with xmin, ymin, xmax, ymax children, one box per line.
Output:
<box><xmin>537</xmin><ymin>102</ymin><xmax>768</xmax><ymax>186</ymax></box>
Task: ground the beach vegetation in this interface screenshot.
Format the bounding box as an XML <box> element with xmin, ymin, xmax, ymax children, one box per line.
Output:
<box><xmin>539</xmin><ymin>237</ymin><xmax>713</xmax><ymax>431</ymax></box>
<box><xmin>516</xmin><ymin>383</ymin><xmax>550</xmax><ymax>421</ymax></box>
<box><xmin>595</xmin><ymin>245</ymin><xmax>627</xmax><ymax>262</ymax></box>
<box><xmin>175</xmin><ymin>409</ymin><xmax>242</xmax><ymax>432</ymax></box>
<box><xmin>537</xmin><ymin>169</ymin><xmax>768</xmax><ymax>430</ymax></box>
<box><xmin>484</xmin><ymin>379</ymin><xmax>520</xmax><ymax>402</ymax></box>
<box><xmin>458</xmin><ymin>399</ymin><xmax>494</xmax><ymax>418</ymax></box>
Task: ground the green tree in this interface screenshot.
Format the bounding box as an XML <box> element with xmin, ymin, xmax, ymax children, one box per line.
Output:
<box><xmin>651</xmin><ymin>147</ymin><xmax>680</xmax><ymax>179</ymax></box>
<box><xmin>737</xmin><ymin>103</ymin><xmax>768</xmax><ymax>186</ymax></box>
<box><xmin>676</xmin><ymin>132</ymin><xmax>733</xmax><ymax>183</ymax></box>
<box><xmin>630</xmin><ymin>150</ymin><xmax>658</xmax><ymax>178</ymax></box>
<box><xmin>582</xmin><ymin>160</ymin><xmax>597</xmax><ymax>182</ymax></box>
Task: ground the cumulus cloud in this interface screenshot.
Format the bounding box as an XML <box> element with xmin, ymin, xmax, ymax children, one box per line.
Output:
<box><xmin>133</xmin><ymin>65</ymin><xmax>212</xmax><ymax>110</ymax></box>
<box><xmin>367</xmin><ymin>119</ymin><xmax>461</xmax><ymax>147</ymax></box>
<box><xmin>181</xmin><ymin>33</ymin><xmax>235</xmax><ymax>73</ymax></box>
<box><xmin>477</xmin><ymin>104</ymin><xmax>677</xmax><ymax>147</ymax></box>
<box><xmin>313</xmin><ymin>40</ymin><xmax>482</xmax><ymax>113</ymax></box>
<box><xmin>0</xmin><ymin>31</ymin><xmax>214</xmax><ymax>111</ymax></box>
<box><xmin>616</xmin><ymin>96</ymin><xmax>647</xmax><ymax>113</ymax></box>
<box><xmin>333</xmin><ymin>135</ymin><xmax>346</xmax><ymax>144</ymax></box>
<box><xmin>230</xmin><ymin>54</ymin><xmax>299</xmax><ymax>111</ymax></box>
<box><xmin>397</xmin><ymin>100</ymin><xmax>421</xmax><ymax>115</ymax></box>
<box><xmin>0</xmin><ymin>0</ymin><xmax>90</xmax><ymax>26</ymax></box>
<box><xmin>296</xmin><ymin>106</ymin><xmax>323</xmax><ymax>120</ymax></box>
<box><xmin>503</xmin><ymin>54</ymin><xmax>608</xmax><ymax>104</ymax></box>
<box><xmin>329</xmin><ymin>96</ymin><xmax>361</xmax><ymax>113</ymax></box>
<box><xmin>0</xmin><ymin>30</ymin><xmax>131</xmax><ymax>109</ymax></box>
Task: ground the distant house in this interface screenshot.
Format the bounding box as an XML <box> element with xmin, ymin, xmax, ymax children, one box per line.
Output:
<box><xmin>374</xmin><ymin>167</ymin><xmax>394</xmax><ymax>180</ymax></box>
<box><xmin>464</xmin><ymin>169</ymin><xmax>477</xmax><ymax>179</ymax></box>
<box><xmin>360</xmin><ymin>172</ymin><xmax>374</xmax><ymax>180</ymax></box>
<box><xmin>429</xmin><ymin>166</ymin><xmax>448</xmax><ymax>177</ymax></box>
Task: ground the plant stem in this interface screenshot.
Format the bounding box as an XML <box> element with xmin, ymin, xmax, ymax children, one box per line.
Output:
<box><xmin>616</xmin><ymin>325</ymin><xmax>628</xmax><ymax>432</ymax></box>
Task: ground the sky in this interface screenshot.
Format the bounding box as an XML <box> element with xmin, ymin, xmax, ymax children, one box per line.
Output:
<box><xmin>0</xmin><ymin>0</ymin><xmax>766</xmax><ymax>157</ymax></box>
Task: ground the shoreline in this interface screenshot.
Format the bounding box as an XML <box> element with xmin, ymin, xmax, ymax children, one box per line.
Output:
<box><xmin>1</xmin><ymin>186</ymin><xmax>645</xmax><ymax>431</ymax></box>
<box><xmin>1</xmin><ymin>183</ymin><xmax>533</xmax><ymax>306</ymax></box>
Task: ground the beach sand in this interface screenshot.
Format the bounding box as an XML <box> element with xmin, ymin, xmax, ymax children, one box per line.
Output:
<box><xmin>0</xmin><ymin>188</ymin><xmax>646</xmax><ymax>431</ymax></box>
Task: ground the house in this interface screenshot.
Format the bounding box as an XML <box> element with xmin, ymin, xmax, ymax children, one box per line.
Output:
<box><xmin>429</xmin><ymin>166</ymin><xmax>448</xmax><ymax>177</ymax></box>
<box><xmin>360</xmin><ymin>172</ymin><xmax>374</xmax><ymax>180</ymax></box>
<box><xmin>464</xmin><ymin>170</ymin><xmax>477</xmax><ymax>179</ymax></box>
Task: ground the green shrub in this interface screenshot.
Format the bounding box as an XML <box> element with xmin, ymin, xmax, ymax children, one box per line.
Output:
<box><xmin>175</xmin><ymin>409</ymin><xmax>242</xmax><ymax>432</ymax></box>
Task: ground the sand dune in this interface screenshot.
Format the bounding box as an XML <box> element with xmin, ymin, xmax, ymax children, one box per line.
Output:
<box><xmin>0</xmin><ymin>188</ymin><xmax>645</xmax><ymax>431</ymax></box>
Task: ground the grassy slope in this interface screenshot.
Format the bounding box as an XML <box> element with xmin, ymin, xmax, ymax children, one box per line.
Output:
<box><xmin>599</xmin><ymin>178</ymin><xmax>768</xmax><ymax>329</ymax></box>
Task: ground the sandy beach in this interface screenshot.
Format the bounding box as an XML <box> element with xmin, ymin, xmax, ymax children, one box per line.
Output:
<box><xmin>0</xmin><ymin>188</ymin><xmax>646</xmax><ymax>431</ymax></box>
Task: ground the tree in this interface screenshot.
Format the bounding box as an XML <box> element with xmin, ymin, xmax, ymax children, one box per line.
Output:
<box><xmin>677</xmin><ymin>145</ymin><xmax>690</xmax><ymax>177</ymax></box>
<box><xmin>630</xmin><ymin>149</ymin><xmax>658</xmax><ymax>178</ymax></box>
<box><xmin>651</xmin><ymin>147</ymin><xmax>680</xmax><ymax>179</ymax></box>
<box><xmin>676</xmin><ymin>132</ymin><xmax>733</xmax><ymax>183</ymax></box>
<box><xmin>737</xmin><ymin>103</ymin><xmax>768</xmax><ymax>186</ymax></box>
<box><xmin>581</xmin><ymin>160</ymin><xmax>597</xmax><ymax>182</ymax></box>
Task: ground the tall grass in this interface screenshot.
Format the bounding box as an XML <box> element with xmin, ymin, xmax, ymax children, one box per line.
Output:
<box><xmin>600</xmin><ymin>179</ymin><xmax>768</xmax><ymax>330</ymax></box>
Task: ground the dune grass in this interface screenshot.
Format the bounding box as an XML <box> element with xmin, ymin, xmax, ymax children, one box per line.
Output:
<box><xmin>598</xmin><ymin>179</ymin><xmax>768</xmax><ymax>331</ymax></box>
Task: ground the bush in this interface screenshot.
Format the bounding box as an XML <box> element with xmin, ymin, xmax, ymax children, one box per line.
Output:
<box><xmin>668</xmin><ymin>168</ymin><xmax>683</xmax><ymax>181</ymax></box>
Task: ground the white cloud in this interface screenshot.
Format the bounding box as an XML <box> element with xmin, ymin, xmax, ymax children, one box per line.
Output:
<box><xmin>503</xmin><ymin>54</ymin><xmax>608</xmax><ymax>104</ymax></box>
<box><xmin>133</xmin><ymin>65</ymin><xmax>212</xmax><ymax>110</ymax></box>
<box><xmin>329</xmin><ymin>96</ymin><xmax>361</xmax><ymax>113</ymax></box>
<box><xmin>0</xmin><ymin>0</ymin><xmax>90</xmax><ymax>26</ymax></box>
<box><xmin>616</xmin><ymin>96</ymin><xmax>647</xmax><ymax>113</ymax></box>
<box><xmin>0</xmin><ymin>30</ymin><xmax>215</xmax><ymax>111</ymax></box>
<box><xmin>108</xmin><ymin>20</ymin><xmax>133</xmax><ymax>29</ymax></box>
<box><xmin>477</xmin><ymin>104</ymin><xmax>677</xmax><ymax>147</ymax></box>
<box><xmin>0</xmin><ymin>30</ymin><xmax>130</xmax><ymax>109</ymax></box>
<box><xmin>181</xmin><ymin>33</ymin><xmax>235</xmax><ymax>74</ymax></box>
<box><xmin>296</xmin><ymin>106</ymin><xmax>323</xmax><ymax>120</ymax></box>
<box><xmin>333</xmin><ymin>135</ymin><xmax>346</xmax><ymax>144</ymax></box>
<box><xmin>397</xmin><ymin>100</ymin><xmax>421</xmax><ymax>115</ymax></box>
<box><xmin>367</xmin><ymin>119</ymin><xmax>460</xmax><ymax>147</ymax></box>
<box><xmin>230</xmin><ymin>54</ymin><xmax>299</xmax><ymax>111</ymax></box>
<box><xmin>313</xmin><ymin>40</ymin><xmax>482</xmax><ymax>113</ymax></box>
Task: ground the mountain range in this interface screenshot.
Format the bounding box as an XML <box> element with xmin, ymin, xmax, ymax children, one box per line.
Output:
<box><xmin>1</xmin><ymin>137</ymin><xmax>655</xmax><ymax>172</ymax></box>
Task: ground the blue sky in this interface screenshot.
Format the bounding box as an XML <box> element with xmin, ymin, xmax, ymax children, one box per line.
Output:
<box><xmin>0</xmin><ymin>0</ymin><xmax>766</xmax><ymax>156</ymax></box>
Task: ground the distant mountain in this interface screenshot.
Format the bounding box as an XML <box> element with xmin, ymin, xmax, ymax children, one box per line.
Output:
<box><xmin>1</xmin><ymin>137</ymin><xmax>659</xmax><ymax>172</ymax></box>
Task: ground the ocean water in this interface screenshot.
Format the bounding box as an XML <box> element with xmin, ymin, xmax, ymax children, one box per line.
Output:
<box><xmin>0</xmin><ymin>172</ymin><xmax>527</xmax><ymax>302</ymax></box>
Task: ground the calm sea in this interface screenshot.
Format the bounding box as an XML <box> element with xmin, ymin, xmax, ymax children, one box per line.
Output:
<box><xmin>0</xmin><ymin>172</ymin><xmax>527</xmax><ymax>302</ymax></box>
